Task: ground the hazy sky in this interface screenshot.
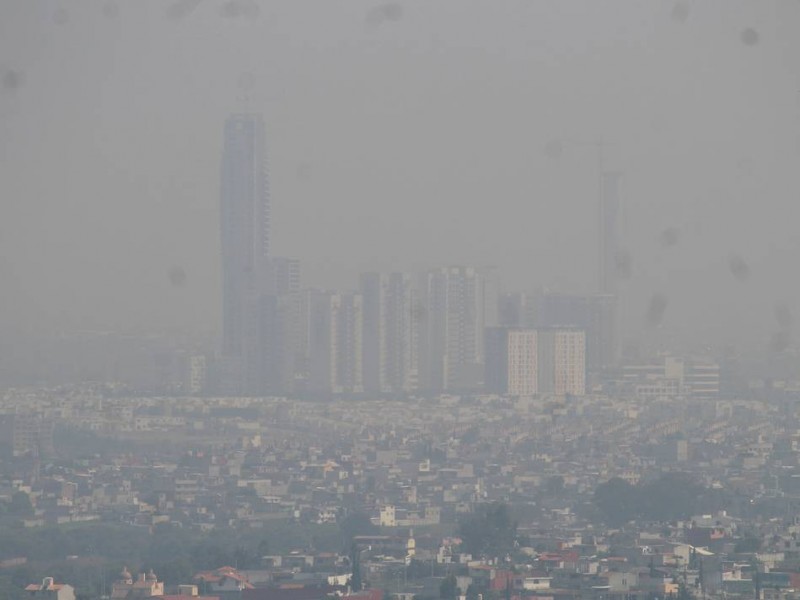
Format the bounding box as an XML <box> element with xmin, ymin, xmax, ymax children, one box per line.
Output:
<box><xmin>1</xmin><ymin>0</ymin><xmax>799</xmax><ymax>356</ymax></box>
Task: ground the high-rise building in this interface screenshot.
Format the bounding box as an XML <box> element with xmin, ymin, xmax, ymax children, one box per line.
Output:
<box><xmin>498</xmin><ymin>292</ymin><xmax>536</xmax><ymax>328</ymax></box>
<box><xmin>360</xmin><ymin>272</ymin><xmax>386</xmax><ymax>394</ymax></box>
<box><xmin>483</xmin><ymin>266</ymin><xmax>501</xmax><ymax>328</ymax></box>
<box><xmin>537</xmin><ymin>292</ymin><xmax>616</xmax><ymax>374</ymax></box>
<box><xmin>220</xmin><ymin>114</ymin><xmax>270</xmax><ymax>361</ymax></box>
<box><xmin>359</xmin><ymin>272</ymin><xmax>419</xmax><ymax>395</ymax></box>
<box><xmin>421</xmin><ymin>267</ymin><xmax>486</xmax><ymax>392</ymax></box>
<box><xmin>484</xmin><ymin>327</ymin><xmax>510</xmax><ymax>394</ymax></box>
<box><xmin>268</xmin><ymin>257</ymin><xmax>303</xmax><ymax>392</ymax></box>
<box><xmin>484</xmin><ymin>328</ymin><xmax>585</xmax><ymax>397</ymax></box>
<box><xmin>244</xmin><ymin>293</ymin><xmax>295</xmax><ymax>395</ymax></box>
<box><xmin>507</xmin><ymin>329</ymin><xmax>539</xmax><ymax>396</ymax></box>
<box><xmin>545</xmin><ymin>328</ymin><xmax>586</xmax><ymax>396</ymax></box>
<box><xmin>218</xmin><ymin>114</ymin><xmax>302</xmax><ymax>395</ymax></box>
<box><xmin>270</xmin><ymin>257</ymin><xmax>300</xmax><ymax>296</ymax></box>
<box><xmin>307</xmin><ymin>291</ymin><xmax>364</xmax><ymax>395</ymax></box>
<box><xmin>385</xmin><ymin>272</ymin><xmax>419</xmax><ymax>393</ymax></box>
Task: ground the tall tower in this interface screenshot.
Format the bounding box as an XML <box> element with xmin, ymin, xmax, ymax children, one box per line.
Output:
<box><xmin>219</xmin><ymin>113</ymin><xmax>269</xmax><ymax>359</ymax></box>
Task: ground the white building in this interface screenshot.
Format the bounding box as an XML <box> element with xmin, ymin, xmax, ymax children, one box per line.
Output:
<box><xmin>551</xmin><ymin>328</ymin><xmax>586</xmax><ymax>396</ymax></box>
<box><xmin>507</xmin><ymin>329</ymin><xmax>538</xmax><ymax>396</ymax></box>
<box><xmin>486</xmin><ymin>328</ymin><xmax>586</xmax><ymax>397</ymax></box>
<box><xmin>25</xmin><ymin>578</ymin><xmax>75</xmax><ymax>600</ymax></box>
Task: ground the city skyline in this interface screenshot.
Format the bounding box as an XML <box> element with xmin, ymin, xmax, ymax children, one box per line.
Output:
<box><xmin>4</xmin><ymin>4</ymin><xmax>800</xmax><ymax>599</ymax></box>
<box><xmin>2</xmin><ymin>1</ymin><xmax>798</xmax><ymax>369</ymax></box>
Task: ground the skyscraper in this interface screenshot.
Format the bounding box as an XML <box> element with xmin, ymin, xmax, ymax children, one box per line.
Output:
<box><xmin>421</xmin><ymin>267</ymin><xmax>485</xmax><ymax>392</ymax></box>
<box><xmin>307</xmin><ymin>291</ymin><xmax>364</xmax><ymax>395</ymax></box>
<box><xmin>385</xmin><ymin>272</ymin><xmax>419</xmax><ymax>394</ymax></box>
<box><xmin>359</xmin><ymin>272</ymin><xmax>419</xmax><ymax>395</ymax></box>
<box><xmin>218</xmin><ymin>114</ymin><xmax>301</xmax><ymax>395</ymax></box>
<box><xmin>537</xmin><ymin>292</ymin><xmax>616</xmax><ymax>375</ymax></box>
<box><xmin>360</xmin><ymin>272</ymin><xmax>386</xmax><ymax>394</ymax></box>
<box><xmin>220</xmin><ymin>114</ymin><xmax>269</xmax><ymax>360</ymax></box>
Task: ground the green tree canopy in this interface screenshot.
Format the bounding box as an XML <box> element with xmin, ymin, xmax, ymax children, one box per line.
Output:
<box><xmin>7</xmin><ymin>493</ymin><xmax>33</xmax><ymax>517</ymax></box>
<box><xmin>458</xmin><ymin>502</ymin><xmax>517</xmax><ymax>558</ymax></box>
<box><xmin>593</xmin><ymin>473</ymin><xmax>723</xmax><ymax>527</ymax></box>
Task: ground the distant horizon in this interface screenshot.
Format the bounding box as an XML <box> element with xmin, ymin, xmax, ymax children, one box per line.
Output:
<box><xmin>2</xmin><ymin>0</ymin><xmax>799</xmax><ymax>384</ymax></box>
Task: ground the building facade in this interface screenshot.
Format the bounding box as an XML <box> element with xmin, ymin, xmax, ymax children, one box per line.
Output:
<box><xmin>219</xmin><ymin>113</ymin><xmax>269</xmax><ymax>361</ymax></box>
<box><xmin>537</xmin><ymin>292</ymin><xmax>616</xmax><ymax>375</ymax></box>
<box><xmin>485</xmin><ymin>328</ymin><xmax>586</xmax><ymax>397</ymax></box>
<box><xmin>307</xmin><ymin>291</ymin><xmax>364</xmax><ymax>395</ymax></box>
<box><xmin>422</xmin><ymin>267</ymin><xmax>485</xmax><ymax>392</ymax></box>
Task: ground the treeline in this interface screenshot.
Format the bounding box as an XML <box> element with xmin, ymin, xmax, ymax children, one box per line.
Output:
<box><xmin>0</xmin><ymin>519</ymin><xmax>343</xmax><ymax>600</ymax></box>
<box><xmin>592</xmin><ymin>472</ymin><xmax>727</xmax><ymax>527</ymax></box>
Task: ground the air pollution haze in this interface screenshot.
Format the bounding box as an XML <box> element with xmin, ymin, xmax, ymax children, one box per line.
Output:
<box><xmin>1</xmin><ymin>0</ymin><xmax>799</xmax><ymax>386</ymax></box>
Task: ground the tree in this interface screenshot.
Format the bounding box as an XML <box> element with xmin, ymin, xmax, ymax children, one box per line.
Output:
<box><xmin>340</xmin><ymin>511</ymin><xmax>378</xmax><ymax>549</ymax></box>
<box><xmin>151</xmin><ymin>558</ymin><xmax>193</xmax><ymax>585</ymax></box>
<box><xmin>349</xmin><ymin>542</ymin><xmax>362</xmax><ymax>592</ymax></box>
<box><xmin>7</xmin><ymin>492</ymin><xmax>33</xmax><ymax>517</ymax></box>
<box><xmin>190</xmin><ymin>540</ymin><xmax>233</xmax><ymax>571</ymax></box>
<box><xmin>440</xmin><ymin>575</ymin><xmax>457</xmax><ymax>600</ymax></box>
<box><xmin>234</xmin><ymin>545</ymin><xmax>259</xmax><ymax>569</ymax></box>
<box><xmin>592</xmin><ymin>474</ymin><xmax>719</xmax><ymax>527</ymax></box>
<box><xmin>407</xmin><ymin>559</ymin><xmax>433</xmax><ymax>581</ymax></box>
<box><xmin>677</xmin><ymin>581</ymin><xmax>693</xmax><ymax>600</ymax></box>
<box><xmin>543</xmin><ymin>476</ymin><xmax>565</xmax><ymax>497</ymax></box>
<box><xmin>458</xmin><ymin>503</ymin><xmax>517</xmax><ymax>558</ymax></box>
<box><xmin>592</xmin><ymin>478</ymin><xmax>637</xmax><ymax>527</ymax></box>
<box><xmin>735</xmin><ymin>534</ymin><xmax>761</xmax><ymax>553</ymax></box>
